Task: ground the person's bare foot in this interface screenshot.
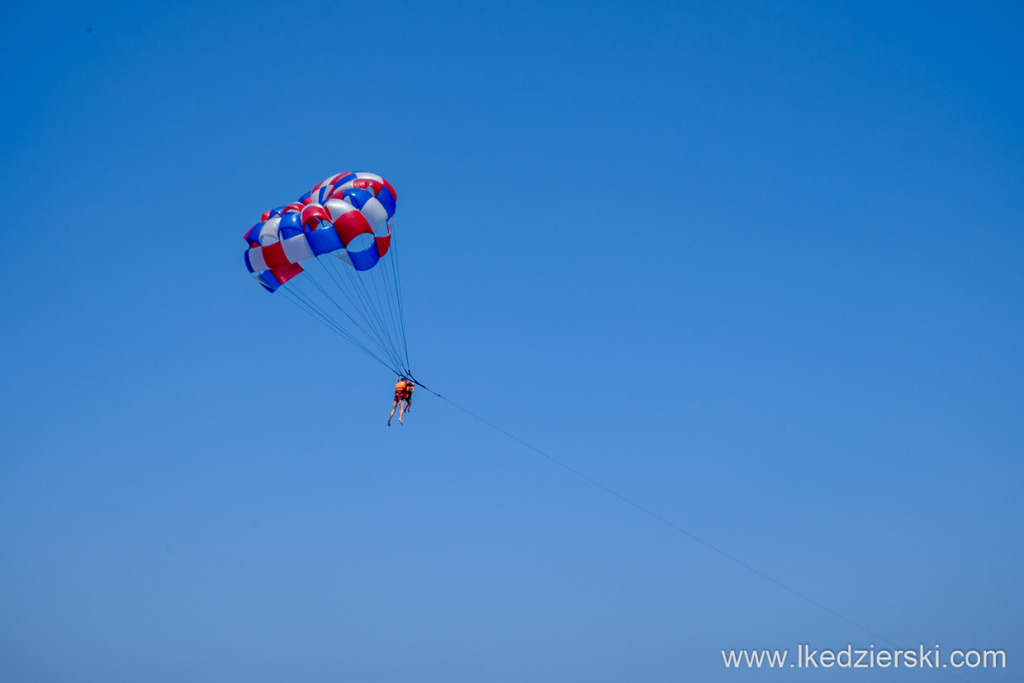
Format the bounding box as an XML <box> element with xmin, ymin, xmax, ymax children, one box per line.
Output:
<box><xmin>387</xmin><ymin>419</ymin><xmax>391</xmax><ymax>426</ymax></box>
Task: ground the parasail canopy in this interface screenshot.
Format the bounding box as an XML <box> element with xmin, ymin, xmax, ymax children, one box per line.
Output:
<box><xmin>244</xmin><ymin>172</ymin><xmax>411</xmax><ymax>376</ymax></box>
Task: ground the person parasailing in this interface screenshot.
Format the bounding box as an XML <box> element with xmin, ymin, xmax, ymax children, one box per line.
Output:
<box><xmin>388</xmin><ymin>377</ymin><xmax>415</xmax><ymax>426</ymax></box>
<box><xmin>245</xmin><ymin>173</ymin><xmax>419</xmax><ymax>430</ymax></box>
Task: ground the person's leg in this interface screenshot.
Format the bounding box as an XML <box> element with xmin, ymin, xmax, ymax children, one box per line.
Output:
<box><xmin>388</xmin><ymin>399</ymin><xmax>399</xmax><ymax>426</ymax></box>
<box><xmin>398</xmin><ymin>399</ymin><xmax>407</xmax><ymax>424</ymax></box>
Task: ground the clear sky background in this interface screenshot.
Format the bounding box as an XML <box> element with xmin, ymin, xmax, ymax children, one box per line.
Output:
<box><xmin>1</xmin><ymin>1</ymin><xmax>1021</xmax><ymax>681</ymax></box>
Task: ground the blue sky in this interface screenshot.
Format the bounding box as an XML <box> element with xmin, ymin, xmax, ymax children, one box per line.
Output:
<box><xmin>1</xmin><ymin>1</ymin><xmax>1022</xmax><ymax>681</ymax></box>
